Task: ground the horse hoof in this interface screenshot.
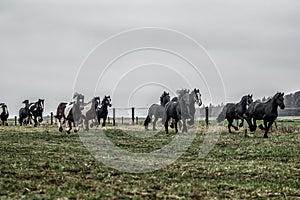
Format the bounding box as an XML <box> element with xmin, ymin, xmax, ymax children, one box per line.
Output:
<box><xmin>59</xmin><ymin>127</ymin><xmax>63</xmax><ymax>132</ymax></box>
<box><xmin>234</xmin><ymin>127</ymin><xmax>239</xmax><ymax>131</ymax></box>
<box><xmin>239</xmin><ymin>124</ymin><xmax>243</xmax><ymax>128</ymax></box>
<box><xmin>67</xmin><ymin>131</ymin><xmax>71</xmax><ymax>134</ymax></box>
<box><xmin>258</xmin><ymin>124</ymin><xmax>265</xmax><ymax>130</ymax></box>
<box><xmin>153</xmin><ymin>128</ymin><xmax>157</xmax><ymax>131</ymax></box>
<box><xmin>74</xmin><ymin>130</ymin><xmax>78</xmax><ymax>133</ymax></box>
<box><xmin>263</xmin><ymin>134</ymin><xmax>268</xmax><ymax>138</ymax></box>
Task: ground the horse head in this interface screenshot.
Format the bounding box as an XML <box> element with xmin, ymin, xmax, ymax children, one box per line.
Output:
<box><xmin>192</xmin><ymin>88</ymin><xmax>202</xmax><ymax>107</ymax></box>
<box><xmin>22</xmin><ymin>100</ymin><xmax>29</xmax><ymax>105</ymax></box>
<box><xmin>73</xmin><ymin>93</ymin><xmax>84</xmax><ymax>105</ymax></box>
<box><xmin>94</xmin><ymin>96</ymin><xmax>101</xmax><ymax>109</ymax></box>
<box><xmin>247</xmin><ymin>94</ymin><xmax>253</xmax><ymax>105</ymax></box>
<box><xmin>37</xmin><ymin>99</ymin><xmax>45</xmax><ymax>111</ymax></box>
<box><xmin>102</xmin><ymin>95</ymin><xmax>112</xmax><ymax>107</ymax></box>
<box><xmin>160</xmin><ymin>91</ymin><xmax>170</xmax><ymax>106</ymax></box>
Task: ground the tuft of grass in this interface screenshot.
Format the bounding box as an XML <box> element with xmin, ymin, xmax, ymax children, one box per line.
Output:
<box><xmin>0</xmin><ymin>125</ymin><xmax>299</xmax><ymax>199</ymax></box>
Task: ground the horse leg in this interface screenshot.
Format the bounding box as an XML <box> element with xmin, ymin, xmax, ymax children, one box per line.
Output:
<box><xmin>182</xmin><ymin>119</ymin><xmax>188</xmax><ymax>133</ymax></box>
<box><xmin>74</xmin><ymin>122</ymin><xmax>79</xmax><ymax>133</ymax></box>
<box><xmin>58</xmin><ymin>118</ymin><xmax>63</xmax><ymax>132</ymax></box>
<box><xmin>84</xmin><ymin>118</ymin><xmax>89</xmax><ymax>131</ymax></box>
<box><xmin>239</xmin><ymin>118</ymin><xmax>244</xmax><ymax>127</ymax></box>
<box><xmin>33</xmin><ymin>116</ymin><xmax>38</xmax><ymax>127</ymax></box>
<box><xmin>175</xmin><ymin>118</ymin><xmax>179</xmax><ymax>133</ymax></box>
<box><xmin>153</xmin><ymin>117</ymin><xmax>158</xmax><ymax>131</ymax></box>
<box><xmin>188</xmin><ymin>116</ymin><xmax>194</xmax><ymax>126</ymax></box>
<box><xmin>264</xmin><ymin>120</ymin><xmax>274</xmax><ymax>138</ymax></box>
<box><xmin>66</xmin><ymin>120</ymin><xmax>72</xmax><ymax>134</ymax></box>
<box><xmin>227</xmin><ymin>118</ymin><xmax>233</xmax><ymax>133</ymax></box>
<box><xmin>102</xmin><ymin>117</ymin><xmax>106</xmax><ymax>128</ymax></box>
<box><xmin>165</xmin><ymin>116</ymin><xmax>170</xmax><ymax>134</ymax></box>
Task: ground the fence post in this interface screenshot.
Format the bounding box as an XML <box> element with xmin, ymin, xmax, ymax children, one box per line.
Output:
<box><xmin>136</xmin><ymin>116</ymin><xmax>138</xmax><ymax>125</ymax></box>
<box><xmin>205</xmin><ymin>107</ymin><xmax>209</xmax><ymax>127</ymax></box>
<box><xmin>132</xmin><ymin>107</ymin><xmax>135</xmax><ymax>125</ymax></box>
<box><xmin>15</xmin><ymin>116</ymin><xmax>17</xmax><ymax>126</ymax></box>
<box><xmin>121</xmin><ymin>116</ymin><xmax>124</xmax><ymax>125</ymax></box>
<box><xmin>50</xmin><ymin>112</ymin><xmax>53</xmax><ymax>125</ymax></box>
<box><xmin>113</xmin><ymin>108</ymin><xmax>116</xmax><ymax>126</ymax></box>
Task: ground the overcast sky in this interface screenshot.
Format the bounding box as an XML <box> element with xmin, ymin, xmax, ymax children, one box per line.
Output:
<box><xmin>1</xmin><ymin>0</ymin><xmax>300</xmax><ymax>116</ymax></box>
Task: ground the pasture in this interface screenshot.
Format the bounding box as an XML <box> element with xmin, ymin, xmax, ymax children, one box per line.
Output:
<box><xmin>0</xmin><ymin>123</ymin><xmax>299</xmax><ymax>199</ymax></box>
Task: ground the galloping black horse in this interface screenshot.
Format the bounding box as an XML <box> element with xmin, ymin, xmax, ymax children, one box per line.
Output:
<box><xmin>28</xmin><ymin>99</ymin><xmax>45</xmax><ymax>127</ymax></box>
<box><xmin>246</xmin><ymin>92</ymin><xmax>285</xmax><ymax>138</ymax></box>
<box><xmin>165</xmin><ymin>89</ymin><xmax>202</xmax><ymax>133</ymax></box>
<box><xmin>96</xmin><ymin>95</ymin><xmax>112</xmax><ymax>129</ymax></box>
<box><xmin>217</xmin><ymin>94</ymin><xmax>253</xmax><ymax>133</ymax></box>
<box><xmin>170</xmin><ymin>88</ymin><xmax>202</xmax><ymax>129</ymax></box>
<box><xmin>19</xmin><ymin>100</ymin><xmax>30</xmax><ymax>126</ymax></box>
<box><xmin>55</xmin><ymin>93</ymin><xmax>84</xmax><ymax>133</ymax></box>
<box><xmin>144</xmin><ymin>91</ymin><xmax>170</xmax><ymax>130</ymax></box>
<box><xmin>0</xmin><ymin>103</ymin><xmax>9</xmax><ymax>126</ymax></box>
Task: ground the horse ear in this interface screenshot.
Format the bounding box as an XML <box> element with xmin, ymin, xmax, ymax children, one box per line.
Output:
<box><xmin>282</xmin><ymin>92</ymin><xmax>284</xmax><ymax>96</ymax></box>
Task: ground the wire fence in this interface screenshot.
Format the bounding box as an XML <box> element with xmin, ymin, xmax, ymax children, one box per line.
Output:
<box><xmin>4</xmin><ymin>107</ymin><xmax>300</xmax><ymax>127</ymax></box>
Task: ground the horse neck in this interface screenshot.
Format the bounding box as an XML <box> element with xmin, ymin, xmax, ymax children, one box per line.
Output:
<box><xmin>269</xmin><ymin>97</ymin><xmax>279</xmax><ymax>112</ymax></box>
<box><xmin>238</xmin><ymin>98</ymin><xmax>247</xmax><ymax>111</ymax></box>
<box><xmin>162</xmin><ymin>99</ymin><xmax>170</xmax><ymax>107</ymax></box>
<box><xmin>101</xmin><ymin>103</ymin><xmax>109</xmax><ymax>110</ymax></box>
<box><xmin>179</xmin><ymin>96</ymin><xmax>190</xmax><ymax>116</ymax></box>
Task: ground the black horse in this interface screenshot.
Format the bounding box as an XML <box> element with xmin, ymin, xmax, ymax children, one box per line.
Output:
<box><xmin>55</xmin><ymin>93</ymin><xmax>84</xmax><ymax>134</ymax></box>
<box><xmin>144</xmin><ymin>91</ymin><xmax>170</xmax><ymax>130</ymax></box>
<box><xmin>170</xmin><ymin>88</ymin><xmax>202</xmax><ymax>129</ymax></box>
<box><xmin>28</xmin><ymin>99</ymin><xmax>45</xmax><ymax>127</ymax></box>
<box><xmin>165</xmin><ymin>89</ymin><xmax>202</xmax><ymax>133</ymax></box>
<box><xmin>81</xmin><ymin>96</ymin><xmax>101</xmax><ymax>131</ymax></box>
<box><xmin>0</xmin><ymin>103</ymin><xmax>9</xmax><ymax>126</ymax></box>
<box><xmin>19</xmin><ymin>100</ymin><xmax>30</xmax><ymax>126</ymax></box>
<box><xmin>217</xmin><ymin>94</ymin><xmax>253</xmax><ymax>133</ymax></box>
<box><xmin>96</xmin><ymin>95</ymin><xmax>112</xmax><ymax>129</ymax></box>
<box><xmin>246</xmin><ymin>92</ymin><xmax>285</xmax><ymax>138</ymax></box>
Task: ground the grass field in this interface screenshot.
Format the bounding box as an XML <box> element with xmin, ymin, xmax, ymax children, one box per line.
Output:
<box><xmin>0</xmin><ymin>123</ymin><xmax>299</xmax><ymax>199</ymax></box>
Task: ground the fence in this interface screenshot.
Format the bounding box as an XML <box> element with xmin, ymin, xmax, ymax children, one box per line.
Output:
<box><xmin>8</xmin><ymin>107</ymin><xmax>300</xmax><ymax>128</ymax></box>
<box><xmin>8</xmin><ymin>107</ymin><xmax>212</xmax><ymax>127</ymax></box>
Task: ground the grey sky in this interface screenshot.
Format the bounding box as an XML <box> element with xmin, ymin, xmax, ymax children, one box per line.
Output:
<box><xmin>1</xmin><ymin>0</ymin><xmax>300</xmax><ymax>116</ymax></box>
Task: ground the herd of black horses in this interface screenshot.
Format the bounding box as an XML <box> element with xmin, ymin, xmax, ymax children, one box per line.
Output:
<box><xmin>0</xmin><ymin>89</ymin><xmax>285</xmax><ymax>138</ymax></box>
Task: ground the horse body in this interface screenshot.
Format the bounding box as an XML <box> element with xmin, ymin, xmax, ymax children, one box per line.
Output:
<box><xmin>28</xmin><ymin>99</ymin><xmax>44</xmax><ymax>127</ymax></box>
<box><xmin>166</xmin><ymin>88</ymin><xmax>202</xmax><ymax>133</ymax></box>
<box><xmin>81</xmin><ymin>97</ymin><xmax>101</xmax><ymax>131</ymax></box>
<box><xmin>0</xmin><ymin>103</ymin><xmax>9</xmax><ymax>126</ymax></box>
<box><xmin>217</xmin><ymin>94</ymin><xmax>253</xmax><ymax>133</ymax></box>
<box><xmin>165</xmin><ymin>88</ymin><xmax>202</xmax><ymax>133</ymax></box>
<box><xmin>96</xmin><ymin>95</ymin><xmax>112</xmax><ymax>129</ymax></box>
<box><xmin>144</xmin><ymin>91</ymin><xmax>170</xmax><ymax>130</ymax></box>
<box><xmin>246</xmin><ymin>92</ymin><xmax>285</xmax><ymax>138</ymax></box>
<box><xmin>55</xmin><ymin>93</ymin><xmax>84</xmax><ymax>134</ymax></box>
<box><xmin>19</xmin><ymin>100</ymin><xmax>30</xmax><ymax>126</ymax></box>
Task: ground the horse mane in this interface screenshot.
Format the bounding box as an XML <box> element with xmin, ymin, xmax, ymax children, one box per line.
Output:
<box><xmin>160</xmin><ymin>92</ymin><xmax>169</xmax><ymax>105</ymax></box>
<box><xmin>176</xmin><ymin>89</ymin><xmax>189</xmax><ymax>99</ymax></box>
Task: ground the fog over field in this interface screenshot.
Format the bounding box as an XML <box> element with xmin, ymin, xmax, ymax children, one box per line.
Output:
<box><xmin>1</xmin><ymin>0</ymin><xmax>299</xmax><ymax>116</ymax></box>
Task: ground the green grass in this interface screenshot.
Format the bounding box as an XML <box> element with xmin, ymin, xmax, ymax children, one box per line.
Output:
<box><xmin>0</xmin><ymin>125</ymin><xmax>299</xmax><ymax>199</ymax></box>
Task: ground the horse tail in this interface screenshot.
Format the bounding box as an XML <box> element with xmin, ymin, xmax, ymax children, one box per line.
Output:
<box><xmin>216</xmin><ymin>106</ymin><xmax>227</xmax><ymax>122</ymax></box>
<box><xmin>144</xmin><ymin>115</ymin><xmax>151</xmax><ymax>127</ymax></box>
<box><xmin>144</xmin><ymin>104</ymin><xmax>156</xmax><ymax>127</ymax></box>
